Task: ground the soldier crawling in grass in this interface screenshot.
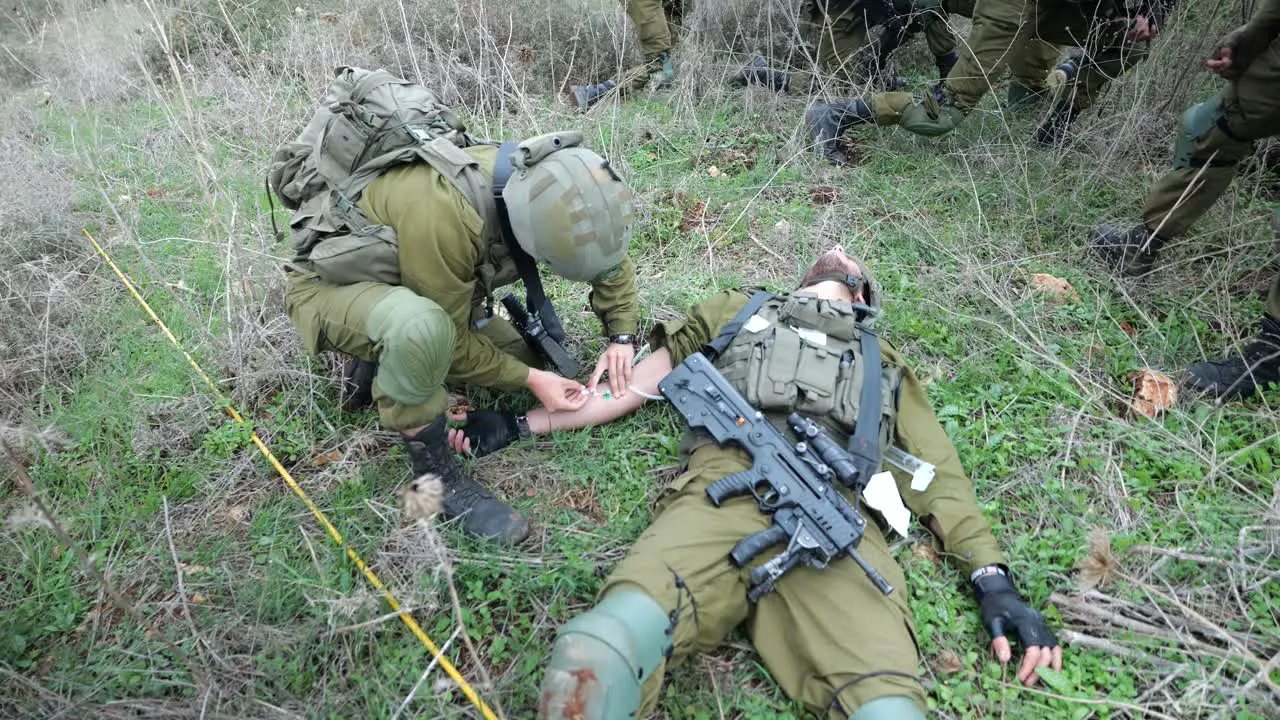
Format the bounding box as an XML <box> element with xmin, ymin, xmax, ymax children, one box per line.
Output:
<box><xmin>448</xmin><ymin>246</ymin><xmax>1064</xmax><ymax>719</ymax></box>
<box><xmin>270</xmin><ymin>67</ymin><xmax>641</xmax><ymax>545</ymax></box>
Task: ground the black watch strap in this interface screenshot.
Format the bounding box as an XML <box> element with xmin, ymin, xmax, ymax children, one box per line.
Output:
<box><xmin>608</xmin><ymin>334</ymin><xmax>636</xmax><ymax>345</ymax></box>
<box><xmin>515</xmin><ymin>415</ymin><xmax>532</xmax><ymax>439</ymax></box>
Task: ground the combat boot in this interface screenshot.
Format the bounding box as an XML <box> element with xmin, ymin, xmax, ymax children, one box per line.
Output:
<box><xmin>935</xmin><ymin>51</ymin><xmax>959</xmax><ymax>81</ymax></box>
<box><xmin>806</xmin><ymin>99</ymin><xmax>873</xmax><ymax>165</ymax></box>
<box><xmin>569</xmin><ymin>79</ymin><xmax>618</xmax><ymax>110</ymax></box>
<box><xmin>1089</xmin><ymin>223</ymin><xmax>1163</xmax><ymax>277</ymax></box>
<box><xmin>340</xmin><ymin>356</ymin><xmax>376</xmax><ymax>411</ymax></box>
<box><xmin>731</xmin><ymin>54</ymin><xmax>789</xmax><ymax>92</ymax></box>
<box><xmin>1186</xmin><ymin>317</ymin><xmax>1280</xmax><ymax>399</ymax></box>
<box><xmin>1046</xmin><ymin>53</ymin><xmax>1084</xmax><ymax>97</ymax></box>
<box><xmin>403</xmin><ymin>417</ymin><xmax>531</xmax><ymax>544</ymax></box>
<box><xmin>647</xmin><ymin>50</ymin><xmax>676</xmax><ymax>89</ymax></box>
<box><xmin>1034</xmin><ymin>103</ymin><xmax>1081</xmax><ymax>146</ymax></box>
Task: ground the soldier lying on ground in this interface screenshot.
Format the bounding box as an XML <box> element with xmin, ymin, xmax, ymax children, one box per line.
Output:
<box><xmin>448</xmin><ymin>246</ymin><xmax>1063</xmax><ymax>719</ymax></box>
<box><xmin>805</xmin><ymin>0</ymin><xmax>1169</xmax><ymax>163</ymax></box>
<box><xmin>1092</xmin><ymin>0</ymin><xmax>1280</xmax><ymax>398</ymax></box>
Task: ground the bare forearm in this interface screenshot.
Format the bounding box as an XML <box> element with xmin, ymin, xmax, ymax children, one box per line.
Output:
<box><xmin>526</xmin><ymin>348</ymin><xmax>674</xmax><ymax>434</ymax></box>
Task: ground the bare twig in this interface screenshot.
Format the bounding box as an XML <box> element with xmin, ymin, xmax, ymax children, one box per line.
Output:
<box><xmin>162</xmin><ymin>497</ymin><xmax>211</xmax><ymax>666</ymax></box>
<box><xmin>391</xmin><ymin>625</ymin><xmax>464</xmax><ymax>720</ymax></box>
<box><xmin>434</xmin><ymin>520</ymin><xmax>508</xmax><ymax>720</ymax></box>
<box><xmin>1129</xmin><ymin>545</ymin><xmax>1280</xmax><ymax>581</ymax></box>
<box><xmin>994</xmin><ymin>680</ymin><xmax>1181</xmax><ymax>720</ymax></box>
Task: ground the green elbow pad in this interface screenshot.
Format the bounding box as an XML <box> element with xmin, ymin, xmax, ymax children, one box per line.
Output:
<box><xmin>539</xmin><ymin>591</ymin><xmax>671</xmax><ymax>720</ymax></box>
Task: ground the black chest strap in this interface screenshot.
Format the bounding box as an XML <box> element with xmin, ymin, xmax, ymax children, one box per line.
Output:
<box><xmin>848</xmin><ymin>324</ymin><xmax>883</xmax><ymax>488</ymax></box>
<box><xmin>702</xmin><ymin>290</ymin><xmax>774</xmax><ymax>363</ymax></box>
<box><xmin>491</xmin><ymin>141</ymin><xmax>567</xmax><ymax>343</ymax></box>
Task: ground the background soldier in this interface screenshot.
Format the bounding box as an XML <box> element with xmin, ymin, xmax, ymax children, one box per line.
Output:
<box><xmin>282</xmin><ymin>131</ymin><xmax>639</xmax><ymax>545</ymax></box>
<box><xmin>570</xmin><ymin>0</ymin><xmax>684</xmax><ymax>108</ymax></box>
<box><xmin>1092</xmin><ymin>0</ymin><xmax>1280</xmax><ymax>398</ymax></box>
<box><xmin>734</xmin><ymin>0</ymin><xmax>1060</xmax><ymax>96</ymax></box>
<box><xmin>449</xmin><ymin>247</ymin><xmax>1064</xmax><ymax>719</ymax></box>
<box><xmin>806</xmin><ymin>0</ymin><xmax>1163</xmax><ymax>163</ymax></box>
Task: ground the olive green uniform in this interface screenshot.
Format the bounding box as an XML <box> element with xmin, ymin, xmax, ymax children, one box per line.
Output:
<box><xmin>1142</xmin><ymin>20</ymin><xmax>1280</xmax><ymax>245</ymax></box>
<box><xmin>793</xmin><ymin>0</ymin><xmax>1059</xmax><ymax>94</ymax></box>
<box><xmin>867</xmin><ymin>0</ymin><xmax>1152</xmax><ymax>134</ymax></box>
<box><xmin>625</xmin><ymin>0</ymin><xmax>682</xmax><ymax>59</ymax></box>
<box><xmin>599</xmin><ymin>290</ymin><xmax>1006</xmax><ymax>716</ymax></box>
<box><xmin>283</xmin><ymin>145</ymin><xmax>640</xmax><ymax>431</ymax></box>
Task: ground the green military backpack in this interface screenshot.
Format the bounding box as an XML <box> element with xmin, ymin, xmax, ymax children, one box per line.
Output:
<box><xmin>267</xmin><ymin>66</ymin><xmax>498</xmax><ymax>285</ymax></box>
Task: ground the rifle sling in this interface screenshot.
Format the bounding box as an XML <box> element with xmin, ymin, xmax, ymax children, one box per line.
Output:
<box><xmin>702</xmin><ymin>290</ymin><xmax>774</xmax><ymax>362</ymax></box>
<box><xmin>492</xmin><ymin>141</ymin><xmax>569</xmax><ymax>343</ymax></box>
<box><xmin>848</xmin><ymin>324</ymin><xmax>883</xmax><ymax>486</ymax></box>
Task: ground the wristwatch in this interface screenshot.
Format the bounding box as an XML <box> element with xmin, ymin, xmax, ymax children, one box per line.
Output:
<box><xmin>608</xmin><ymin>334</ymin><xmax>636</xmax><ymax>345</ymax></box>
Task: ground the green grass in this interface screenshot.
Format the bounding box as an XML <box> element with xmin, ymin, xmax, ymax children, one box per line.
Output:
<box><xmin>3</xmin><ymin>45</ymin><xmax>1279</xmax><ymax>720</ymax></box>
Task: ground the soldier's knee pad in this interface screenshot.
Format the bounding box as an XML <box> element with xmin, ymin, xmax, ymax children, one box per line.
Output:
<box><xmin>539</xmin><ymin>590</ymin><xmax>671</xmax><ymax>720</ymax></box>
<box><xmin>849</xmin><ymin>695</ymin><xmax>927</xmax><ymax>720</ymax></box>
<box><xmin>366</xmin><ymin>288</ymin><xmax>456</xmax><ymax>406</ymax></box>
<box><xmin>1173</xmin><ymin>92</ymin><xmax>1227</xmax><ymax>170</ymax></box>
<box><xmin>898</xmin><ymin>94</ymin><xmax>966</xmax><ymax>137</ymax></box>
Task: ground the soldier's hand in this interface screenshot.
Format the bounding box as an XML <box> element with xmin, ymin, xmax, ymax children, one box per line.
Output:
<box><xmin>446</xmin><ymin>410</ymin><xmax>520</xmax><ymax>457</ymax></box>
<box><xmin>1206</xmin><ymin>46</ymin><xmax>1236</xmax><ymax>78</ymax></box>
<box><xmin>973</xmin><ymin>569</ymin><xmax>1063</xmax><ymax>686</ymax></box>
<box><xmin>588</xmin><ymin>342</ymin><xmax>636</xmax><ymax>399</ymax></box>
<box><xmin>526</xmin><ymin>368</ymin><xmax>589</xmax><ymax>412</ymax></box>
<box><xmin>1127</xmin><ymin>14</ymin><xmax>1156</xmax><ymax>42</ymax></box>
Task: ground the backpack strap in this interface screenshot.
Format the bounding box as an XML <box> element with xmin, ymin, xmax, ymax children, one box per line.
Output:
<box><xmin>847</xmin><ymin>323</ymin><xmax>883</xmax><ymax>488</ymax></box>
<box><xmin>489</xmin><ymin>140</ymin><xmax>569</xmax><ymax>343</ymax></box>
<box><xmin>702</xmin><ymin>290</ymin><xmax>774</xmax><ymax>363</ymax></box>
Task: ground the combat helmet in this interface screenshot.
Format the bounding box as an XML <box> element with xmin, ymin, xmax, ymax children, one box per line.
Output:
<box><xmin>801</xmin><ymin>250</ymin><xmax>882</xmax><ymax>316</ymax></box>
<box><xmin>502</xmin><ymin>132</ymin><xmax>634</xmax><ymax>282</ymax></box>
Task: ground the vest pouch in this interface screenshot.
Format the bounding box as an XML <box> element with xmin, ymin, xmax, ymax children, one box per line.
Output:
<box><xmin>779</xmin><ymin>295</ymin><xmax>859</xmax><ymax>341</ymax></box>
<box><xmin>316</xmin><ymin>112</ymin><xmax>370</xmax><ymax>185</ymax></box>
<box><xmin>794</xmin><ymin>341</ymin><xmax>840</xmax><ymax>416</ymax></box>
<box><xmin>746</xmin><ymin>327</ymin><xmax>800</xmax><ymax>410</ymax></box>
<box><xmin>832</xmin><ymin>349</ymin><xmax>862</xmax><ymax>432</ymax></box>
<box><xmin>307</xmin><ymin>224</ymin><xmax>402</xmax><ymax>286</ymax></box>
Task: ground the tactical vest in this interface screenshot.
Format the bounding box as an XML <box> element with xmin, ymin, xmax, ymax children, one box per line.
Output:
<box><xmin>711</xmin><ymin>294</ymin><xmax>901</xmax><ymax>452</ymax></box>
<box><xmin>269</xmin><ymin>66</ymin><xmax>509</xmax><ymax>291</ymax></box>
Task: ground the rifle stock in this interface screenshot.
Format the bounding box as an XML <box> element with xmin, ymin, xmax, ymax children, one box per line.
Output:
<box><xmin>500</xmin><ymin>292</ymin><xmax>580</xmax><ymax>378</ymax></box>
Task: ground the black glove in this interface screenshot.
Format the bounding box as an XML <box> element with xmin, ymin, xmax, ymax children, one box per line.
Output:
<box><xmin>451</xmin><ymin>410</ymin><xmax>523</xmax><ymax>458</ymax></box>
<box><xmin>974</xmin><ymin>570</ymin><xmax>1058</xmax><ymax>649</ymax></box>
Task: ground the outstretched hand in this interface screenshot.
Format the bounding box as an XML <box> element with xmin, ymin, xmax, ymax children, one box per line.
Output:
<box><xmin>975</xmin><ymin>571</ymin><xmax>1063</xmax><ymax>686</ymax></box>
<box><xmin>446</xmin><ymin>410</ymin><xmax>520</xmax><ymax>457</ymax></box>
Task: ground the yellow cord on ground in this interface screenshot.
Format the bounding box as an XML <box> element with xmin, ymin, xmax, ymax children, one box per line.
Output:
<box><xmin>84</xmin><ymin>229</ymin><xmax>499</xmax><ymax>720</ymax></box>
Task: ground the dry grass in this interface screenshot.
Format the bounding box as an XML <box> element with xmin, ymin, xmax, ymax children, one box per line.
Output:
<box><xmin>1</xmin><ymin>0</ymin><xmax>1278</xmax><ymax>717</ymax></box>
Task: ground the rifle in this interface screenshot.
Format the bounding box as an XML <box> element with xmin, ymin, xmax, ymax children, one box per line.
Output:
<box><xmin>658</xmin><ymin>351</ymin><xmax>893</xmax><ymax>601</ymax></box>
<box><xmin>500</xmin><ymin>292</ymin><xmax>580</xmax><ymax>378</ymax></box>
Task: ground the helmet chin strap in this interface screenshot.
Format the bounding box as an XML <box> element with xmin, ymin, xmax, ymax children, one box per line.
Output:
<box><xmin>800</xmin><ymin>272</ymin><xmax>864</xmax><ymax>300</ymax></box>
